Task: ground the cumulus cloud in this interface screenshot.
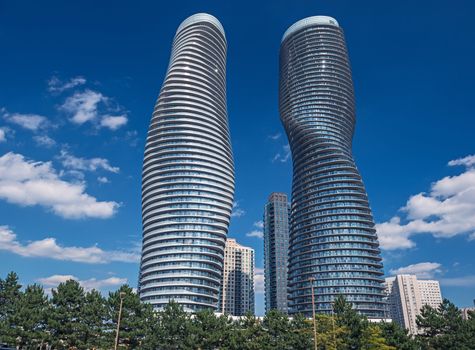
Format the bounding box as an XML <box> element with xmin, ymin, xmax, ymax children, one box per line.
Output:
<box><xmin>61</xmin><ymin>90</ymin><xmax>106</xmax><ymax>125</ymax></box>
<box><xmin>376</xmin><ymin>154</ymin><xmax>475</xmax><ymax>250</ymax></box>
<box><xmin>37</xmin><ymin>274</ymin><xmax>127</xmax><ymax>292</ymax></box>
<box><xmin>246</xmin><ymin>221</ymin><xmax>264</xmax><ymax>239</ymax></box>
<box><xmin>58</xmin><ymin>150</ymin><xmax>119</xmax><ymax>174</ymax></box>
<box><xmin>448</xmin><ymin>154</ymin><xmax>475</xmax><ymax>168</ymax></box>
<box><xmin>254</xmin><ymin>220</ymin><xmax>264</xmax><ymax>229</ymax></box>
<box><xmin>231</xmin><ymin>201</ymin><xmax>245</xmax><ymax>218</ymax></box>
<box><xmin>254</xmin><ymin>267</ymin><xmax>265</xmax><ymax>294</ymax></box>
<box><xmin>100</xmin><ymin>115</ymin><xmax>128</xmax><ymax>130</ymax></box>
<box><xmin>0</xmin><ymin>128</ymin><xmax>6</xmax><ymax>142</ymax></box>
<box><xmin>48</xmin><ymin>76</ymin><xmax>86</xmax><ymax>93</ymax></box>
<box><xmin>0</xmin><ymin>225</ymin><xmax>139</xmax><ymax>264</ymax></box>
<box><xmin>97</xmin><ymin>176</ymin><xmax>109</xmax><ymax>184</ymax></box>
<box><xmin>389</xmin><ymin>262</ymin><xmax>442</xmax><ymax>279</ymax></box>
<box><xmin>273</xmin><ymin>144</ymin><xmax>291</xmax><ymax>163</ymax></box>
<box><xmin>60</xmin><ymin>90</ymin><xmax>128</xmax><ymax>130</ymax></box>
<box><xmin>33</xmin><ymin>135</ymin><xmax>56</xmax><ymax>148</ymax></box>
<box><xmin>5</xmin><ymin>112</ymin><xmax>49</xmax><ymax>131</ymax></box>
<box><xmin>0</xmin><ymin>152</ymin><xmax>118</xmax><ymax>219</ymax></box>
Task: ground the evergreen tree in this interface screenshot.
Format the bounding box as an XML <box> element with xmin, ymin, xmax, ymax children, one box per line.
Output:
<box><xmin>149</xmin><ymin>301</ymin><xmax>193</xmax><ymax>349</ymax></box>
<box><xmin>416</xmin><ymin>299</ymin><xmax>475</xmax><ymax>350</ymax></box>
<box><xmin>189</xmin><ymin>309</ymin><xmax>233</xmax><ymax>349</ymax></box>
<box><xmin>0</xmin><ymin>272</ymin><xmax>22</xmax><ymax>345</ymax></box>
<box><xmin>234</xmin><ymin>312</ymin><xmax>266</xmax><ymax>350</ymax></box>
<box><xmin>12</xmin><ymin>284</ymin><xmax>50</xmax><ymax>349</ymax></box>
<box><xmin>333</xmin><ymin>295</ymin><xmax>368</xmax><ymax>349</ymax></box>
<box><xmin>106</xmin><ymin>285</ymin><xmax>155</xmax><ymax>349</ymax></box>
<box><xmin>80</xmin><ymin>289</ymin><xmax>107</xmax><ymax>349</ymax></box>
<box><xmin>378</xmin><ymin>321</ymin><xmax>418</xmax><ymax>350</ymax></box>
<box><xmin>48</xmin><ymin>279</ymin><xmax>87</xmax><ymax>349</ymax></box>
<box><xmin>289</xmin><ymin>313</ymin><xmax>313</xmax><ymax>350</ymax></box>
<box><xmin>260</xmin><ymin>309</ymin><xmax>294</xmax><ymax>349</ymax></box>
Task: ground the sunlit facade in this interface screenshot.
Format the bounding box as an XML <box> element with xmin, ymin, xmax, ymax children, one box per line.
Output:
<box><xmin>279</xmin><ymin>16</ymin><xmax>385</xmax><ymax>317</ymax></box>
<box><xmin>139</xmin><ymin>13</ymin><xmax>235</xmax><ymax>312</ymax></box>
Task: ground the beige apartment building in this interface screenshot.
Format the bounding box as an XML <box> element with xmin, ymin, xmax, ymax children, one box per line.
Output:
<box><xmin>385</xmin><ymin>275</ymin><xmax>442</xmax><ymax>334</ymax></box>
<box><xmin>220</xmin><ymin>238</ymin><xmax>255</xmax><ymax>316</ymax></box>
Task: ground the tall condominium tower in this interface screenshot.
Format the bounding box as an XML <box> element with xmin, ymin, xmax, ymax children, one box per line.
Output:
<box><xmin>139</xmin><ymin>13</ymin><xmax>235</xmax><ymax>312</ymax></box>
<box><xmin>385</xmin><ymin>275</ymin><xmax>442</xmax><ymax>334</ymax></box>
<box><xmin>264</xmin><ymin>192</ymin><xmax>290</xmax><ymax>313</ymax></box>
<box><xmin>279</xmin><ymin>16</ymin><xmax>385</xmax><ymax>317</ymax></box>
<box><xmin>220</xmin><ymin>238</ymin><xmax>255</xmax><ymax>316</ymax></box>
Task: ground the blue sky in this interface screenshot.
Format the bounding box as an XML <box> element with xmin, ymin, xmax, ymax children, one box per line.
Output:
<box><xmin>1</xmin><ymin>0</ymin><xmax>474</xmax><ymax>316</ymax></box>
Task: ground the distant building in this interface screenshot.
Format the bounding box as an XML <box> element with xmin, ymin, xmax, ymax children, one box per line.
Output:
<box><xmin>461</xmin><ymin>299</ymin><xmax>475</xmax><ymax>320</ymax></box>
<box><xmin>220</xmin><ymin>238</ymin><xmax>255</xmax><ymax>316</ymax></box>
<box><xmin>264</xmin><ymin>192</ymin><xmax>290</xmax><ymax>314</ymax></box>
<box><xmin>385</xmin><ymin>275</ymin><xmax>443</xmax><ymax>334</ymax></box>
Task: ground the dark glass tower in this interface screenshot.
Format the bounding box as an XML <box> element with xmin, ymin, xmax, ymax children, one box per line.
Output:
<box><xmin>264</xmin><ymin>192</ymin><xmax>290</xmax><ymax>313</ymax></box>
<box><xmin>279</xmin><ymin>16</ymin><xmax>385</xmax><ymax>317</ymax></box>
<box><xmin>139</xmin><ymin>13</ymin><xmax>235</xmax><ymax>312</ymax></box>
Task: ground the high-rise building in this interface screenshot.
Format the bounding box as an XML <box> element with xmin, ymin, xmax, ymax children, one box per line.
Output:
<box><xmin>264</xmin><ymin>192</ymin><xmax>290</xmax><ymax>313</ymax></box>
<box><xmin>385</xmin><ymin>275</ymin><xmax>443</xmax><ymax>334</ymax></box>
<box><xmin>139</xmin><ymin>13</ymin><xmax>235</xmax><ymax>312</ymax></box>
<box><xmin>220</xmin><ymin>238</ymin><xmax>255</xmax><ymax>316</ymax></box>
<box><xmin>279</xmin><ymin>16</ymin><xmax>385</xmax><ymax>317</ymax></box>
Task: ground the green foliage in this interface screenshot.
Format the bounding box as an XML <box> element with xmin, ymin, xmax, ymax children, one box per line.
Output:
<box><xmin>416</xmin><ymin>298</ymin><xmax>475</xmax><ymax>350</ymax></box>
<box><xmin>49</xmin><ymin>279</ymin><xmax>87</xmax><ymax>348</ymax></box>
<box><xmin>379</xmin><ymin>321</ymin><xmax>418</xmax><ymax>350</ymax></box>
<box><xmin>106</xmin><ymin>285</ymin><xmax>155</xmax><ymax>349</ymax></box>
<box><xmin>2</xmin><ymin>272</ymin><xmax>475</xmax><ymax>350</ymax></box>
<box><xmin>0</xmin><ymin>271</ymin><xmax>23</xmax><ymax>345</ymax></box>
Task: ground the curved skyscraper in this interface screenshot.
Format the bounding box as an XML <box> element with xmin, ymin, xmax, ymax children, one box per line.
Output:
<box><xmin>279</xmin><ymin>16</ymin><xmax>385</xmax><ymax>317</ymax></box>
<box><xmin>139</xmin><ymin>13</ymin><xmax>235</xmax><ymax>312</ymax></box>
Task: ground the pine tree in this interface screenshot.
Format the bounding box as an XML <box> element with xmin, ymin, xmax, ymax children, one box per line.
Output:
<box><xmin>48</xmin><ymin>279</ymin><xmax>86</xmax><ymax>349</ymax></box>
<box><xmin>80</xmin><ymin>289</ymin><xmax>107</xmax><ymax>349</ymax></box>
<box><xmin>12</xmin><ymin>284</ymin><xmax>50</xmax><ymax>349</ymax></box>
<box><xmin>0</xmin><ymin>272</ymin><xmax>22</xmax><ymax>345</ymax></box>
<box><xmin>106</xmin><ymin>284</ymin><xmax>155</xmax><ymax>349</ymax></box>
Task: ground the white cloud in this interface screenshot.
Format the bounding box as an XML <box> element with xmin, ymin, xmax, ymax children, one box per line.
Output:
<box><xmin>100</xmin><ymin>115</ymin><xmax>128</xmax><ymax>130</ymax></box>
<box><xmin>439</xmin><ymin>275</ymin><xmax>475</xmax><ymax>287</ymax></box>
<box><xmin>0</xmin><ymin>128</ymin><xmax>5</xmax><ymax>142</ymax></box>
<box><xmin>448</xmin><ymin>154</ymin><xmax>475</xmax><ymax>168</ymax></box>
<box><xmin>268</xmin><ymin>133</ymin><xmax>281</xmax><ymax>140</ymax></box>
<box><xmin>48</xmin><ymin>76</ymin><xmax>86</xmax><ymax>93</ymax></box>
<box><xmin>389</xmin><ymin>262</ymin><xmax>442</xmax><ymax>279</ymax></box>
<box><xmin>246</xmin><ymin>230</ymin><xmax>263</xmax><ymax>239</ymax></box>
<box><xmin>33</xmin><ymin>135</ymin><xmax>56</xmax><ymax>148</ymax></box>
<box><xmin>376</xmin><ymin>155</ymin><xmax>475</xmax><ymax>250</ymax></box>
<box><xmin>5</xmin><ymin>113</ymin><xmax>48</xmax><ymax>131</ymax></box>
<box><xmin>0</xmin><ymin>152</ymin><xmax>118</xmax><ymax>219</ymax></box>
<box><xmin>273</xmin><ymin>144</ymin><xmax>291</xmax><ymax>163</ymax></box>
<box><xmin>58</xmin><ymin>150</ymin><xmax>119</xmax><ymax>174</ymax></box>
<box><xmin>0</xmin><ymin>225</ymin><xmax>139</xmax><ymax>264</ymax></box>
<box><xmin>97</xmin><ymin>176</ymin><xmax>109</xmax><ymax>184</ymax></box>
<box><xmin>254</xmin><ymin>220</ymin><xmax>264</xmax><ymax>229</ymax></box>
<box><xmin>246</xmin><ymin>221</ymin><xmax>264</xmax><ymax>239</ymax></box>
<box><xmin>254</xmin><ymin>267</ymin><xmax>264</xmax><ymax>294</ymax></box>
<box><xmin>38</xmin><ymin>274</ymin><xmax>127</xmax><ymax>292</ymax></box>
<box><xmin>61</xmin><ymin>90</ymin><xmax>106</xmax><ymax>124</ymax></box>
<box><xmin>468</xmin><ymin>232</ymin><xmax>475</xmax><ymax>241</ymax></box>
<box><xmin>231</xmin><ymin>201</ymin><xmax>245</xmax><ymax>218</ymax></box>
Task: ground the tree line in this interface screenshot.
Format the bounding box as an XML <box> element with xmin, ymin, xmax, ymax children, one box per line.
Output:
<box><xmin>1</xmin><ymin>271</ymin><xmax>474</xmax><ymax>349</ymax></box>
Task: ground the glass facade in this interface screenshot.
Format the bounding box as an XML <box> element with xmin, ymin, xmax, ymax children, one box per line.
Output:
<box><xmin>279</xmin><ymin>16</ymin><xmax>385</xmax><ymax>317</ymax></box>
<box><xmin>264</xmin><ymin>192</ymin><xmax>290</xmax><ymax>313</ymax></box>
<box><xmin>139</xmin><ymin>13</ymin><xmax>235</xmax><ymax>312</ymax></box>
